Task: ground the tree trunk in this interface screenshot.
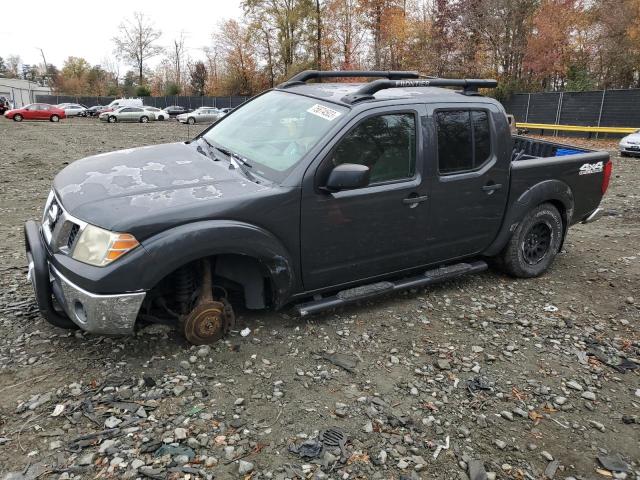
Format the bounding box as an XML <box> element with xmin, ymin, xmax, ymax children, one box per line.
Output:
<box><xmin>316</xmin><ymin>0</ymin><xmax>322</xmax><ymax>70</ymax></box>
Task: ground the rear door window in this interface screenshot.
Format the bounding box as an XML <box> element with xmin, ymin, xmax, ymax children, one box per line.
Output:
<box><xmin>436</xmin><ymin>110</ymin><xmax>492</xmax><ymax>174</ymax></box>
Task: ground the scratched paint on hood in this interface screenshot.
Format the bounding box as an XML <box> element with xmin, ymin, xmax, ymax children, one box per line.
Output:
<box><xmin>53</xmin><ymin>141</ymin><xmax>269</xmax><ymax>233</ymax></box>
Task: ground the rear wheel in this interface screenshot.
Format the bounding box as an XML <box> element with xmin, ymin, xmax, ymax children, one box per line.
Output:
<box><xmin>108</xmin><ymin>115</ymin><xmax>117</xmax><ymax>123</ymax></box>
<box><xmin>13</xmin><ymin>114</ymin><xmax>23</xmax><ymax>122</ymax></box>
<box><xmin>140</xmin><ymin>116</ymin><xmax>149</xmax><ymax>123</ymax></box>
<box><xmin>50</xmin><ymin>114</ymin><xmax>60</xmax><ymax>122</ymax></box>
<box><xmin>499</xmin><ymin>203</ymin><xmax>563</xmax><ymax>278</ymax></box>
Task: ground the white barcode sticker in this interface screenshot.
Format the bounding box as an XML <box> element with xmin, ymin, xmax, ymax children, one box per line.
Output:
<box><xmin>307</xmin><ymin>104</ymin><xmax>342</xmax><ymax>121</ymax></box>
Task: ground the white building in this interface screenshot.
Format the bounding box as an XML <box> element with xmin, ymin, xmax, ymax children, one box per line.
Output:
<box><xmin>0</xmin><ymin>78</ymin><xmax>52</xmax><ymax>108</ymax></box>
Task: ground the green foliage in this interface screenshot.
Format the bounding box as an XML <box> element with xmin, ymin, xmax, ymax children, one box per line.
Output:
<box><xmin>165</xmin><ymin>82</ymin><xmax>181</xmax><ymax>95</ymax></box>
<box><xmin>106</xmin><ymin>84</ymin><xmax>120</xmax><ymax>96</ymax></box>
<box><xmin>135</xmin><ymin>85</ymin><xmax>152</xmax><ymax>96</ymax></box>
<box><xmin>565</xmin><ymin>65</ymin><xmax>595</xmax><ymax>92</ymax></box>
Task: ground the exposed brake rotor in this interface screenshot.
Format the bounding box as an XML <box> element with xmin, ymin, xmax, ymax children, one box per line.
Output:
<box><xmin>182</xmin><ymin>260</ymin><xmax>235</xmax><ymax>345</ymax></box>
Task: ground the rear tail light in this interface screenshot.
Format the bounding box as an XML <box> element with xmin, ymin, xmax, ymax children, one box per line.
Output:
<box><xmin>602</xmin><ymin>160</ymin><xmax>612</xmax><ymax>195</ymax></box>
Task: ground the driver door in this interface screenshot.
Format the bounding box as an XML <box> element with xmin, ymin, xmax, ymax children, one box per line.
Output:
<box><xmin>300</xmin><ymin>105</ymin><xmax>430</xmax><ymax>291</ymax></box>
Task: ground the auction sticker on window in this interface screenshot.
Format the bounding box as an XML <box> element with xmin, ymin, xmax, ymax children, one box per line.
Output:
<box><xmin>307</xmin><ymin>104</ymin><xmax>342</xmax><ymax>121</ymax></box>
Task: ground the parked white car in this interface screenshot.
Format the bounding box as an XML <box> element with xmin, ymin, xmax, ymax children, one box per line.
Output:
<box><xmin>142</xmin><ymin>106</ymin><xmax>169</xmax><ymax>121</ymax></box>
<box><xmin>619</xmin><ymin>130</ymin><xmax>640</xmax><ymax>157</ymax></box>
<box><xmin>57</xmin><ymin>103</ymin><xmax>87</xmax><ymax>117</ymax></box>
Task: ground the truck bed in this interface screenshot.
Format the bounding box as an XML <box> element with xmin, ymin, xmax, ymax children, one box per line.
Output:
<box><xmin>512</xmin><ymin>135</ymin><xmax>590</xmax><ymax>160</ymax></box>
<box><xmin>508</xmin><ymin>135</ymin><xmax>610</xmax><ymax>226</ymax></box>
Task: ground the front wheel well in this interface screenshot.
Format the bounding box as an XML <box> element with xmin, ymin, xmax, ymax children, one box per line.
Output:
<box><xmin>141</xmin><ymin>254</ymin><xmax>272</xmax><ymax>324</ymax></box>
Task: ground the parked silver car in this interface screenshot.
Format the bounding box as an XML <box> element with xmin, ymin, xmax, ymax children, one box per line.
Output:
<box><xmin>99</xmin><ymin>106</ymin><xmax>154</xmax><ymax>123</ymax></box>
<box><xmin>177</xmin><ymin>107</ymin><xmax>223</xmax><ymax>124</ymax></box>
<box><xmin>58</xmin><ymin>103</ymin><xmax>88</xmax><ymax>117</ymax></box>
<box><xmin>619</xmin><ymin>129</ymin><xmax>640</xmax><ymax>157</ymax></box>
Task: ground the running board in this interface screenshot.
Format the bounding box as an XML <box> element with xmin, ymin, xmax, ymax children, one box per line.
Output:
<box><xmin>295</xmin><ymin>260</ymin><xmax>488</xmax><ymax>316</ymax></box>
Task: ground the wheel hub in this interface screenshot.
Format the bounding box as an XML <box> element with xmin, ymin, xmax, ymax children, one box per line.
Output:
<box><xmin>522</xmin><ymin>222</ymin><xmax>552</xmax><ymax>265</ymax></box>
<box><xmin>183</xmin><ymin>301</ymin><xmax>226</xmax><ymax>345</ymax></box>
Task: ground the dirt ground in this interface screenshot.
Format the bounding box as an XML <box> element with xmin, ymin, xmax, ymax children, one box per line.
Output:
<box><xmin>0</xmin><ymin>118</ymin><xmax>638</xmax><ymax>480</ymax></box>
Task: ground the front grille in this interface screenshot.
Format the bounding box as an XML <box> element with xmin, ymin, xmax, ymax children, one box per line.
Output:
<box><xmin>67</xmin><ymin>224</ymin><xmax>80</xmax><ymax>248</ymax></box>
<box><xmin>42</xmin><ymin>190</ymin><xmax>85</xmax><ymax>254</ymax></box>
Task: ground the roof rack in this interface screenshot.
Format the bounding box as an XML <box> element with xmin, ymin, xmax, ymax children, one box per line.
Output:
<box><xmin>277</xmin><ymin>70</ymin><xmax>420</xmax><ymax>89</ymax></box>
<box><xmin>341</xmin><ymin>78</ymin><xmax>498</xmax><ymax>103</ymax></box>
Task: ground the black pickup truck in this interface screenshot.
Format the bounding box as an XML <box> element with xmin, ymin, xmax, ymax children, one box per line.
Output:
<box><xmin>24</xmin><ymin>71</ymin><xmax>612</xmax><ymax>344</ymax></box>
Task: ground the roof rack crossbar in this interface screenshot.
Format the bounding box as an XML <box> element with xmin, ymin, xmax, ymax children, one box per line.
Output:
<box><xmin>341</xmin><ymin>78</ymin><xmax>498</xmax><ymax>104</ymax></box>
<box><xmin>277</xmin><ymin>70</ymin><xmax>420</xmax><ymax>88</ymax></box>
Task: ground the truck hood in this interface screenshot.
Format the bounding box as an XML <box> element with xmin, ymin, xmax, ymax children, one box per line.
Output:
<box><xmin>53</xmin><ymin>142</ymin><xmax>268</xmax><ymax>234</ymax></box>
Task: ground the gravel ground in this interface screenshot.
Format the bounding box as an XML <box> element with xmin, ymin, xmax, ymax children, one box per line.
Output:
<box><xmin>0</xmin><ymin>119</ymin><xmax>638</xmax><ymax>480</ymax></box>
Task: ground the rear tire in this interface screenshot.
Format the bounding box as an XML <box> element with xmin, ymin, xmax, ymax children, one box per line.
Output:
<box><xmin>140</xmin><ymin>116</ymin><xmax>149</xmax><ymax>123</ymax></box>
<box><xmin>14</xmin><ymin>114</ymin><xmax>23</xmax><ymax>122</ymax></box>
<box><xmin>499</xmin><ymin>203</ymin><xmax>563</xmax><ymax>278</ymax></box>
<box><xmin>50</xmin><ymin>115</ymin><xmax>60</xmax><ymax>122</ymax></box>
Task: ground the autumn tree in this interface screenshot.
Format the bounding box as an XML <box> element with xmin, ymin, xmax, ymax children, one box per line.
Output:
<box><xmin>524</xmin><ymin>0</ymin><xmax>585</xmax><ymax>90</ymax></box>
<box><xmin>242</xmin><ymin>0</ymin><xmax>316</xmax><ymax>78</ymax></box>
<box><xmin>216</xmin><ymin>19</ymin><xmax>264</xmax><ymax>95</ymax></box>
<box><xmin>56</xmin><ymin>57</ymin><xmax>91</xmax><ymax>94</ymax></box>
<box><xmin>323</xmin><ymin>0</ymin><xmax>367</xmax><ymax>69</ymax></box>
<box><xmin>113</xmin><ymin>12</ymin><xmax>163</xmax><ymax>85</ymax></box>
<box><xmin>5</xmin><ymin>55</ymin><xmax>21</xmax><ymax>78</ymax></box>
<box><xmin>588</xmin><ymin>0</ymin><xmax>640</xmax><ymax>88</ymax></box>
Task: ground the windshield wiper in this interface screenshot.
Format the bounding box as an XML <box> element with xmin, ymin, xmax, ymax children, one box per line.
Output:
<box><xmin>203</xmin><ymin>140</ymin><xmax>258</xmax><ymax>181</ymax></box>
<box><xmin>212</xmin><ymin>144</ymin><xmax>253</xmax><ymax>169</ymax></box>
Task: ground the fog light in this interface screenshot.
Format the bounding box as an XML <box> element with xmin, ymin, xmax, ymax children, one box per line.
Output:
<box><xmin>74</xmin><ymin>300</ymin><xmax>87</xmax><ymax>323</ymax></box>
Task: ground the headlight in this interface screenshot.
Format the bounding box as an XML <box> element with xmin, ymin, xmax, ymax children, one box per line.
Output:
<box><xmin>72</xmin><ymin>224</ymin><xmax>139</xmax><ymax>267</ymax></box>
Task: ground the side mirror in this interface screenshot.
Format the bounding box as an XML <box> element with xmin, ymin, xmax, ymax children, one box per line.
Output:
<box><xmin>325</xmin><ymin>164</ymin><xmax>370</xmax><ymax>191</ymax></box>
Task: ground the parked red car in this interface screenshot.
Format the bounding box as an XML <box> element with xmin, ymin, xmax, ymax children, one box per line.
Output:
<box><xmin>4</xmin><ymin>103</ymin><xmax>66</xmax><ymax>122</ymax></box>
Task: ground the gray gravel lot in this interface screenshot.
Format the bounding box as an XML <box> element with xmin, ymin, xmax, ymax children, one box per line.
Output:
<box><xmin>0</xmin><ymin>118</ymin><xmax>638</xmax><ymax>479</ymax></box>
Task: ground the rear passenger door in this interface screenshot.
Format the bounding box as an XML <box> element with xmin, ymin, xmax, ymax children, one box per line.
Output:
<box><xmin>425</xmin><ymin>105</ymin><xmax>509</xmax><ymax>261</ymax></box>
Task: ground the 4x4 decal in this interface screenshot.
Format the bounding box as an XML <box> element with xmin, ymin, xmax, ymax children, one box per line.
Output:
<box><xmin>579</xmin><ymin>161</ymin><xmax>604</xmax><ymax>175</ymax></box>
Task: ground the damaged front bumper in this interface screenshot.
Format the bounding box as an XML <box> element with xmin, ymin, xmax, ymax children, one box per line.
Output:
<box><xmin>24</xmin><ymin>220</ymin><xmax>146</xmax><ymax>335</ymax></box>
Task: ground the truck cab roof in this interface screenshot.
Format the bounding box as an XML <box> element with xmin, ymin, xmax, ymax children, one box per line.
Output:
<box><xmin>279</xmin><ymin>82</ymin><xmax>500</xmax><ymax>108</ymax></box>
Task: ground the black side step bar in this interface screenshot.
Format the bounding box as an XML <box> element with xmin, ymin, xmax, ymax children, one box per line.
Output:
<box><xmin>295</xmin><ymin>260</ymin><xmax>488</xmax><ymax>316</ymax></box>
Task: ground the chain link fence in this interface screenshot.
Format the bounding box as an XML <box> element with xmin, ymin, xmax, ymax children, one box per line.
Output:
<box><xmin>35</xmin><ymin>95</ymin><xmax>250</xmax><ymax>109</ymax></box>
<box><xmin>502</xmin><ymin>89</ymin><xmax>640</xmax><ymax>137</ymax></box>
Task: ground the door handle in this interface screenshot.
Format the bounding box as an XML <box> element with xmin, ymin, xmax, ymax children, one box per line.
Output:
<box><xmin>482</xmin><ymin>183</ymin><xmax>503</xmax><ymax>193</ymax></box>
<box><xmin>402</xmin><ymin>194</ymin><xmax>429</xmax><ymax>205</ymax></box>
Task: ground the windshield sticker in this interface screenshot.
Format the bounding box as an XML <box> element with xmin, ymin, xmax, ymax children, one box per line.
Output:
<box><xmin>307</xmin><ymin>104</ymin><xmax>342</xmax><ymax>121</ymax></box>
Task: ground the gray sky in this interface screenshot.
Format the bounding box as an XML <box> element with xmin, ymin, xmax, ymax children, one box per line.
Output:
<box><xmin>0</xmin><ymin>0</ymin><xmax>242</xmax><ymax>69</ymax></box>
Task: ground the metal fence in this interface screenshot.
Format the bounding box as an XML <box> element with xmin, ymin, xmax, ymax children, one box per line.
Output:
<box><xmin>35</xmin><ymin>95</ymin><xmax>250</xmax><ymax>109</ymax></box>
<box><xmin>502</xmin><ymin>89</ymin><xmax>640</xmax><ymax>137</ymax></box>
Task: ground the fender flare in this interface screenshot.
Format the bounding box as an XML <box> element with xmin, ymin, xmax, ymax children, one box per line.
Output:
<box><xmin>484</xmin><ymin>180</ymin><xmax>574</xmax><ymax>257</ymax></box>
<box><xmin>139</xmin><ymin>220</ymin><xmax>296</xmax><ymax>307</ymax></box>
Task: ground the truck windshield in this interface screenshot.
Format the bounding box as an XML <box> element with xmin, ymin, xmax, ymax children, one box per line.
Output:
<box><xmin>201</xmin><ymin>91</ymin><xmax>348</xmax><ymax>182</ymax></box>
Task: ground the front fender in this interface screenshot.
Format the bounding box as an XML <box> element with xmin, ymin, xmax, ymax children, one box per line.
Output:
<box><xmin>140</xmin><ymin>220</ymin><xmax>296</xmax><ymax>307</ymax></box>
<box><xmin>484</xmin><ymin>179</ymin><xmax>574</xmax><ymax>257</ymax></box>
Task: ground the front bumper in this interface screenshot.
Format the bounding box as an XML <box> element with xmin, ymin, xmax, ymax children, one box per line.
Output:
<box><xmin>24</xmin><ymin>220</ymin><xmax>146</xmax><ymax>335</ymax></box>
<box><xmin>620</xmin><ymin>145</ymin><xmax>640</xmax><ymax>155</ymax></box>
